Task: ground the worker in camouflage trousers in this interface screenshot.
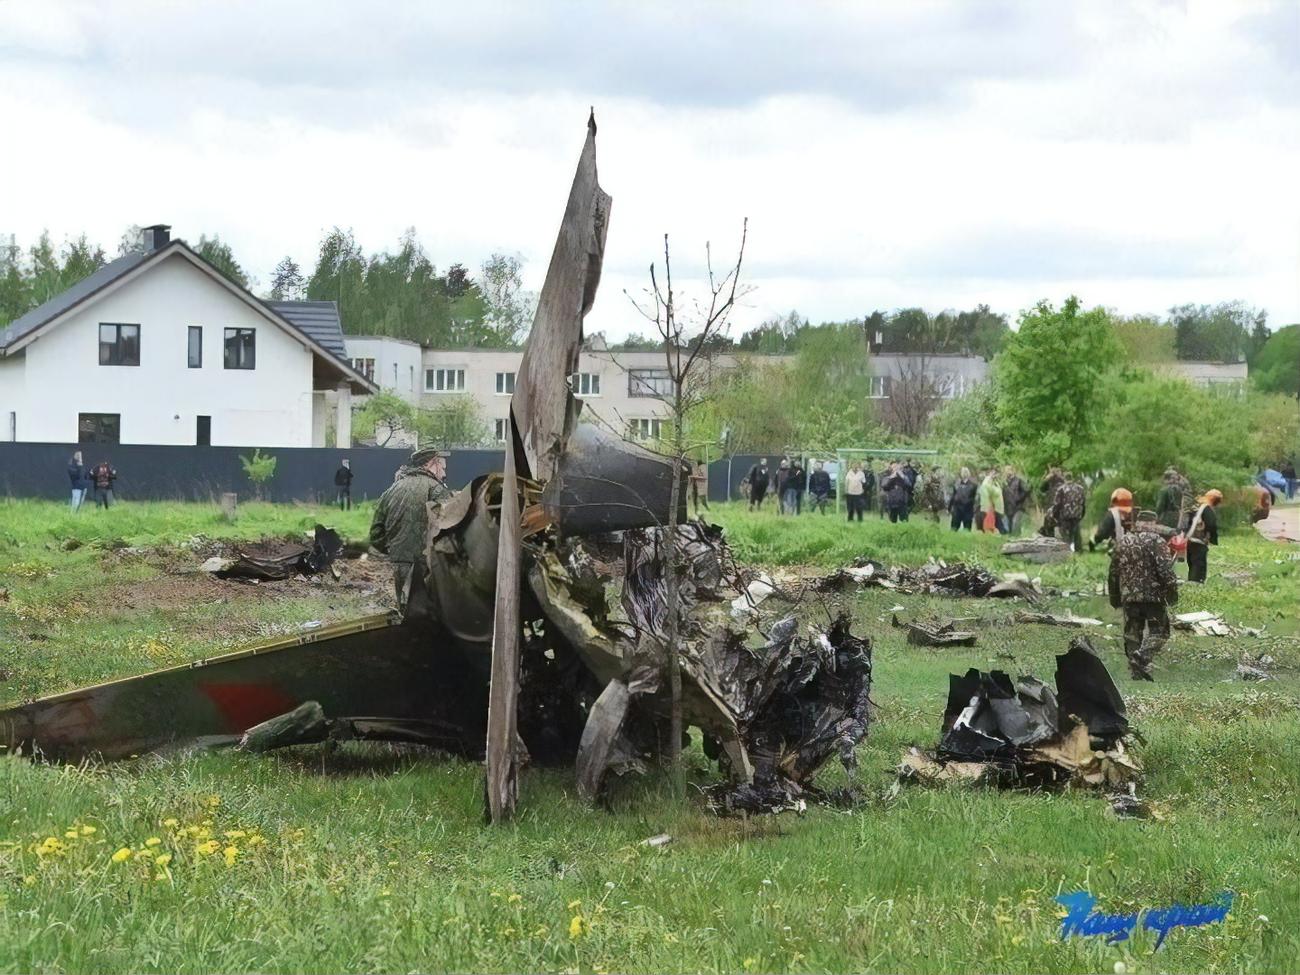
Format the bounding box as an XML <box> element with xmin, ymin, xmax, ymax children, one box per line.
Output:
<box><xmin>1108</xmin><ymin>511</ymin><xmax>1179</xmax><ymax>681</ymax></box>
<box><xmin>370</xmin><ymin>447</ymin><xmax>452</xmax><ymax>613</ymax></box>
<box><xmin>1048</xmin><ymin>471</ymin><xmax>1087</xmax><ymax>552</ymax></box>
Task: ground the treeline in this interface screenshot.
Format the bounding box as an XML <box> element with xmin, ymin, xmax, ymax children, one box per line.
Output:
<box><xmin>0</xmin><ymin>227</ymin><xmax>535</xmax><ymax>348</ymax></box>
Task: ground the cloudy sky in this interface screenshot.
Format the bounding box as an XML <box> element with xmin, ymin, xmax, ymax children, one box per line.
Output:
<box><xmin>1</xmin><ymin>0</ymin><xmax>1297</xmax><ymax>338</ymax></box>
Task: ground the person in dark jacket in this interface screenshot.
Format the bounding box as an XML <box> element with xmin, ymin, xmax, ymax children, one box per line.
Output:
<box><xmin>747</xmin><ymin>459</ymin><xmax>770</xmax><ymax>510</ymax></box>
<box><xmin>90</xmin><ymin>460</ymin><xmax>117</xmax><ymax>509</ymax></box>
<box><xmin>1283</xmin><ymin>460</ymin><xmax>1297</xmax><ymax>500</ymax></box>
<box><xmin>67</xmin><ymin>450</ymin><xmax>88</xmax><ymax>513</ymax></box>
<box><xmin>1182</xmin><ymin>489</ymin><xmax>1221</xmax><ymax>583</ymax></box>
<box><xmin>948</xmin><ymin>467</ymin><xmax>978</xmax><ymax>531</ymax></box>
<box><xmin>1090</xmin><ymin>488</ymin><xmax>1134</xmax><ymax>551</ymax></box>
<box><xmin>1001</xmin><ymin>466</ymin><xmax>1030</xmax><ymax>534</ymax></box>
<box><xmin>782</xmin><ymin>460</ymin><xmax>807</xmax><ymax>515</ymax></box>
<box><xmin>774</xmin><ymin>458</ymin><xmax>791</xmax><ymax>515</ymax></box>
<box><xmin>808</xmin><ymin>461</ymin><xmax>832</xmax><ymax>513</ymax></box>
<box><xmin>1049</xmin><ymin>472</ymin><xmax>1087</xmax><ymax>552</ymax></box>
<box><xmin>1154</xmin><ymin>469</ymin><xmax>1184</xmax><ymax>529</ymax></box>
<box><xmin>334</xmin><ymin>459</ymin><xmax>354</xmax><ymax>510</ymax></box>
<box><xmin>881</xmin><ymin>462</ymin><xmax>910</xmax><ymax>523</ymax></box>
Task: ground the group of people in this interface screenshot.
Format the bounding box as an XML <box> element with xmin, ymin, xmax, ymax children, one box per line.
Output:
<box><xmin>66</xmin><ymin>451</ymin><xmax>118</xmax><ymax>511</ymax></box>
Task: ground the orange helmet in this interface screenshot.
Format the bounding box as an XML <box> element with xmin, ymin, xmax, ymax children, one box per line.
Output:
<box><xmin>1203</xmin><ymin>489</ymin><xmax>1224</xmax><ymax>504</ymax></box>
<box><xmin>1110</xmin><ymin>488</ymin><xmax>1133</xmax><ymax>509</ymax></box>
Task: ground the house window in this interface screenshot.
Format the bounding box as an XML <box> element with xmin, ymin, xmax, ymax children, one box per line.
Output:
<box><xmin>188</xmin><ymin>326</ymin><xmax>203</xmax><ymax>368</ymax></box>
<box><xmin>224</xmin><ymin>328</ymin><xmax>256</xmax><ymax>369</ymax></box>
<box><xmin>78</xmin><ymin>413</ymin><xmax>120</xmax><ymax>444</ymax></box>
<box><xmin>495</xmin><ymin>371</ymin><xmax>515</xmax><ymax>395</ymax></box>
<box><xmin>98</xmin><ymin>323</ymin><xmax>140</xmax><ymax>366</ymax></box>
<box><xmin>494</xmin><ymin>418</ymin><xmax>509</xmax><ymax>443</ymax></box>
<box><xmin>350</xmin><ymin>357</ymin><xmax>375</xmax><ymax>381</ymax></box>
<box><xmin>628</xmin><ymin>418</ymin><xmax>663</xmax><ymax>441</ymax></box>
<box><xmin>426</xmin><ymin>368</ymin><xmax>465</xmax><ymax>392</ymax></box>
<box><xmin>868</xmin><ymin>375</ymin><xmax>891</xmax><ymax>399</ymax></box>
<box><xmin>571</xmin><ymin>372</ymin><xmax>601</xmax><ymax>397</ymax></box>
<box><xmin>628</xmin><ymin>368</ymin><xmax>675</xmax><ymax>397</ymax></box>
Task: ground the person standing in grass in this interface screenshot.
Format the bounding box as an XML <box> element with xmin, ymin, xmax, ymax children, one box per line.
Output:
<box><xmin>1002</xmin><ymin>465</ymin><xmax>1030</xmax><ymax>534</ymax></box>
<box><xmin>978</xmin><ymin>467</ymin><xmax>1007</xmax><ymax>533</ymax></box>
<box><xmin>949</xmin><ymin>467</ymin><xmax>977</xmax><ymax>531</ymax></box>
<box><xmin>370</xmin><ymin>447</ymin><xmax>451</xmax><ymax>613</ymax></box>
<box><xmin>784</xmin><ymin>458</ymin><xmax>806</xmax><ymax>516</ymax></box>
<box><xmin>1090</xmin><ymin>487</ymin><xmax>1134</xmax><ymax>552</ymax></box>
<box><xmin>90</xmin><ymin>458</ymin><xmax>117</xmax><ymax>509</ymax></box>
<box><xmin>746</xmin><ymin>458</ymin><xmax>770</xmax><ymax>511</ymax></box>
<box><xmin>1181</xmin><ymin>488</ymin><xmax>1221</xmax><ymax>583</ymax></box>
<box><xmin>1155</xmin><ymin>469</ymin><xmax>1184</xmax><ymax>529</ymax></box>
<box><xmin>808</xmin><ymin>461</ymin><xmax>832</xmax><ymax>514</ymax></box>
<box><xmin>1049</xmin><ymin>471</ymin><xmax>1087</xmax><ymax>552</ymax></box>
<box><xmin>881</xmin><ymin>462</ymin><xmax>910</xmax><ymax>523</ymax></box>
<box><xmin>844</xmin><ymin>462</ymin><xmax>867</xmax><ymax>521</ymax></box>
<box><xmin>916</xmin><ymin>465</ymin><xmax>946</xmax><ymax>522</ymax></box>
<box><xmin>67</xmin><ymin>450</ymin><xmax>88</xmax><ymax>513</ymax></box>
<box><xmin>690</xmin><ymin>460</ymin><xmax>710</xmax><ymax>514</ymax></box>
<box><xmin>334</xmin><ymin>458</ymin><xmax>354</xmax><ymax>510</ymax></box>
<box><xmin>1109</xmin><ymin>510</ymin><xmax>1179</xmax><ymax>681</ymax></box>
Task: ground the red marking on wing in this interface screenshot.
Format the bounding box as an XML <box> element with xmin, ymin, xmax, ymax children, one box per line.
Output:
<box><xmin>199</xmin><ymin>683</ymin><xmax>299</xmax><ymax>732</ymax></box>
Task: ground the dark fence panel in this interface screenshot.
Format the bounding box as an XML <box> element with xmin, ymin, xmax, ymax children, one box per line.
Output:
<box><xmin>0</xmin><ymin>442</ymin><xmax>508</xmax><ymax>504</ymax></box>
<box><xmin>708</xmin><ymin>454</ymin><xmax>778</xmax><ymax>502</ymax></box>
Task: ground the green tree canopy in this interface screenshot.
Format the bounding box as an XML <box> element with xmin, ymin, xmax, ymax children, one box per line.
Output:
<box><xmin>195</xmin><ymin>234</ymin><xmax>251</xmax><ymax>289</ymax></box>
<box><xmin>1251</xmin><ymin>324</ymin><xmax>1299</xmax><ymax>399</ymax></box>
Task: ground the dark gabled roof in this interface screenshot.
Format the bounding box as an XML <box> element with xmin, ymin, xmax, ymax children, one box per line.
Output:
<box><xmin>0</xmin><ymin>251</ymin><xmax>149</xmax><ymax>349</ymax></box>
<box><xmin>263</xmin><ymin>300</ymin><xmax>346</xmax><ymax>358</ymax></box>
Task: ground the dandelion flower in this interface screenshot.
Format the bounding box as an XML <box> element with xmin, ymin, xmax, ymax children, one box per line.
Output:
<box><xmin>155</xmin><ymin>853</ymin><xmax>172</xmax><ymax>867</ymax></box>
<box><xmin>206</xmin><ymin>795</ymin><xmax>221</xmax><ymax>808</ymax></box>
<box><xmin>110</xmin><ymin>847</ymin><xmax>132</xmax><ymax>863</ymax></box>
<box><xmin>224</xmin><ymin>829</ymin><xmax>246</xmax><ymax>839</ymax></box>
<box><xmin>144</xmin><ymin>837</ymin><xmax>162</xmax><ymax>847</ymax></box>
<box><xmin>195</xmin><ymin>840</ymin><xmax>220</xmax><ymax>857</ymax></box>
<box><xmin>80</xmin><ymin>825</ymin><xmax>96</xmax><ymax>836</ymax></box>
<box><xmin>245</xmin><ymin>835</ymin><xmax>266</xmax><ymax>847</ymax></box>
<box><xmin>63</xmin><ymin>830</ymin><xmax>79</xmax><ymax>840</ymax></box>
<box><xmin>568</xmin><ymin>915</ymin><xmax>587</xmax><ymax>939</ymax></box>
<box><xmin>222</xmin><ymin>845</ymin><xmax>238</xmax><ymax>867</ymax></box>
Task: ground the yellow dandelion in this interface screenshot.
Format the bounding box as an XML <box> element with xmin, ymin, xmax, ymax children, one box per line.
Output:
<box><xmin>163</xmin><ymin>818</ymin><xmax>179</xmax><ymax>828</ymax></box>
<box><xmin>144</xmin><ymin>837</ymin><xmax>162</xmax><ymax>847</ymax></box>
<box><xmin>23</xmin><ymin>875</ymin><xmax>36</xmax><ymax>887</ymax></box>
<box><xmin>155</xmin><ymin>853</ymin><xmax>173</xmax><ymax>867</ymax></box>
<box><xmin>222</xmin><ymin>845</ymin><xmax>238</xmax><ymax>867</ymax></box>
<box><xmin>507</xmin><ymin>893</ymin><xmax>523</xmax><ymax>905</ymax></box>
<box><xmin>63</xmin><ymin>829</ymin><xmax>79</xmax><ymax>840</ymax></box>
<box><xmin>568</xmin><ymin>915</ymin><xmax>587</xmax><ymax>939</ymax></box>
<box><xmin>224</xmin><ymin>829</ymin><xmax>246</xmax><ymax>839</ymax></box>
<box><xmin>110</xmin><ymin>847</ymin><xmax>132</xmax><ymax>863</ymax></box>
<box><xmin>245</xmin><ymin>834</ymin><xmax>266</xmax><ymax>847</ymax></box>
<box><xmin>80</xmin><ymin>825</ymin><xmax>96</xmax><ymax>836</ymax></box>
<box><xmin>206</xmin><ymin>795</ymin><xmax>221</xmax><ymax>808</ymax></box>
<box><xmin>195</xmin><ymin>840</ymin><xmax>220</xmax><ymax>856</ymax></box>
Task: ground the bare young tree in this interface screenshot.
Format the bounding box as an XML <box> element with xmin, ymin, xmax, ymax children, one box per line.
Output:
<box><xmin>625</xmin><ymin>220</ymin><xmax>749</xmax><ymax>788</ymax></box>
<box><xmin>880</xmin><ymin>354</ymin><xmax>946</xmax><ymax>439</ymax></box>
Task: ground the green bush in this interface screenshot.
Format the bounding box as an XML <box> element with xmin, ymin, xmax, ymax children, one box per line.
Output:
<box><xmin>239</xmin><ymin>448</ymin><xmax>278</xmax><ymax>498</ymax></box>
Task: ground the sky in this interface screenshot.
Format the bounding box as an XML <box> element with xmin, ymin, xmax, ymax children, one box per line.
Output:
<box><xmin>1</xmin><ymin>0</ymin><xmax>1297</xmax><ymax>339</ymax></box>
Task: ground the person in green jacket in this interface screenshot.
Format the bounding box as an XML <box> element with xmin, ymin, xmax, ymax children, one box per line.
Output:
<box><xmin>1155</xmin><ymin>468</ymin><xmax>1184</xmax><ymax>529</ymax></box>
<box><xmin>978</xmin><ymin>467</ymin><xmax>1007</xmax><ymax>534</ymax></box>
<box><xmin>370</xmin><ymin>447</ymin><xmax>453</xmax><ymax>613</ymax></box>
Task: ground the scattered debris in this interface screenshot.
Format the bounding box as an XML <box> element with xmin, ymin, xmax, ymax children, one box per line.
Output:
<box><xmin>816</xmin><ymin>558</ymin><xmax>1041</xmax><ymax>602</ymax></box>
<box><xmin>1014</xmin><ymin>610</ymin><xmax>1104</xmax><ymax>628</ymax></box>
<box><xmin>1001</xmin><ymin>536</ymin><xmax>1072</xmax><ymax>564</ymax></box>
<box><xmin>892</xmin><ymin>614</ymin><xmax>978</xmax><ymax>647</ymax></box>
<box><xmin>896</xmin><ymin>638</ymin><xmax>1141</xmax><ymax>797</ymax></box>
<box><xmin>641</xmin><ymin>833</ymin><xmax>673</xmax><ymax>848</ymax></box>
<box><xmin>1235</xmin><ymin>652</ymin><xmax>1276</xmax><ymax>682</ymax></box>
<box><xmin>1172</xmin><ymin>611</ymin><xmax>1262</xmax><ymax>638</ymax></box>
<box><xmin>201</xmin><ymin>525</ymin><xmax>344</xmax><ymax>582</ymax></box>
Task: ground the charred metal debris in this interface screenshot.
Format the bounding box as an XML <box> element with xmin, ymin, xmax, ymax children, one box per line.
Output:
<box><xmin>896</xmin><ymin>637</ymin><xmax>1144</xmax><ymax>812</ymax></box>
<box><xmin>199</xmin><ymin>525</ymin><xmax>345</xmax><ymax>581</ymax></box>
<box><xmin>813</xmin><ymin>557</ymin><xmax>1042</xmax><ymax>602</ymax></box>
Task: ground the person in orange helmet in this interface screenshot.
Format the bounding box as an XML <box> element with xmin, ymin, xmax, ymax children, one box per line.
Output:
<box><xmin>1090</xmin><ymin>487</ymin><xmax>1134</xmax><ymax>552</ymax></box>
<box><xmin>1181</xmin><ymin>488</ymin><xmax>1222</xmax><ymax>583</ymax></box>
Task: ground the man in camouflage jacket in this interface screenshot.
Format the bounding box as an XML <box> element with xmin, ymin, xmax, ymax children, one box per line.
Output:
<box><xmin>1049</xmin><ymin>472</ymin><xmax>1087</xmax><ymax>552</ymax></box>
<box><xmin>1108</xmin><ymin>511</ymin><xmax>1179</xmax><ymax>681</ymax></box>
<box><xmin>370</xmin><ymin>447</ymin><xmax>452</xmax><ymax>613</ymax></box>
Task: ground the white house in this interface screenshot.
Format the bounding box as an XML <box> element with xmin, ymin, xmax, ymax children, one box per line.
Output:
<box><xmin>0</xmin><ymin>225</ymin><xmax>375</xmax><ymax>447</ymax></box>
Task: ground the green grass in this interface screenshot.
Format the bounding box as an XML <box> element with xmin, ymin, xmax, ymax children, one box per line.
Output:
<box><xmin>1</xmin><ymin>500</ymin><xmax>1298</xmax><ymax>973</ymax></box>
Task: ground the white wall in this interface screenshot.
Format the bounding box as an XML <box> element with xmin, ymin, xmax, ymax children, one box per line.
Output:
<box><xmin>0</xmin><ymin>354</ymin><xmax>25</xmax><ymax>441</ymax></box>
<box><xmin>345</xmin><ymin>336</ymin><xmax>423</xmax><ymax>405</ymax></box>
<box><xmin>5</xmin><ymin>254</ymin><xmax>319</xmax><ymax>446</ymax></box>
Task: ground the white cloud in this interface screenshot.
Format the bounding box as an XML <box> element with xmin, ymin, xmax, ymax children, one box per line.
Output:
<box><xmin>0</xmin><ymin>0</ymin><xmax>1295</xmax><ymax>337</ymax></box>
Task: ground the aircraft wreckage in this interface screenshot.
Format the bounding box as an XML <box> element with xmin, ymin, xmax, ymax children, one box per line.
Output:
<box><xmin>0</xmin><ymin>115</ymin><xmax>873</xmax><ymax>820</ymax></box>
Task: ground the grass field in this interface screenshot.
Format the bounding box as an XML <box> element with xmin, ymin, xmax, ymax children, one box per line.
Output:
<box><xmin>1</xmin><ymin>498</ymin><xmax>1298</xmax><ymax>973</ymax></box>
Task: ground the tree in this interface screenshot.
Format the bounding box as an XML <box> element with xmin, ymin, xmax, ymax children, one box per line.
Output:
<box><xmin>995</xmin><ymin>296</ymin><xmax>1120</xmax><ymax>470</ymax></box>
<box><xmin>878</xmin><ymin>354</ymin><xmax>946</xmax><ymax>439</ymax></box>
<box><xmin>478</xmin><ymin>252</ymin><xmax>536</xmax><ymax>347</ymax></box>
<box><xmin>0</xmin><ymin>234</ymin><xmax>28</xmax><ymax>327</ymax></box>
<box><xmin>1169</xmin><ymin>301</ymin><xmax>1263</xmax><ymax>362</ymax></box>
<box><xmin>195</xmin><ymin>234</ymin><xmax>251</xmax><ymax>289</ymax></box>
<box><xmin>239</xmin><ymin>448</ymin><xmax>278</xmax><ymax>499</ymax></box>
<box><xmin>1251</xmin><ymin>324</ymin><xmax>1300</xmax><ymax>400</ymax></box>
<box><xmin>736</xmin><ymin>309</ymin><xmax>805</xmax><ymax>353</ymax></box>
<box><xmin>352</xmin><ymin>390</ymin><xmax>419</xmax><ymax>447</ymax></box>
<box><xmin>626</xmin><ymin>220</ymin><xmax>749</xmax><ymax>790</ymax></box>
<box><xmin>417</xmin><ymin>395</ymin><xmax>490</xmax><ymax>448</ymax></box>
<box><xmin>609</xmin><ymin>332</ymin><xmax>661</xmax><ymax>351</ymax></box>
<box><xmin>1112</xmin><ymin>313</ymin><xmax>1175</xmax><ymax>364</ymax></box>
<box><xmin>117</xmin><ymin>225</ymin><xmax>145</xmax><ymax>257</ymax></box>
<box><xmin>268</xmin><ymin>256</ymin><xmax>306</xmax><ymax>301</ymax></box>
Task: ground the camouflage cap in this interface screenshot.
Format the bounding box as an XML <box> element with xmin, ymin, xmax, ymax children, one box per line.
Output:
<box><xmin>409</xmin><ymin>446</ymin><xmax>450</xmax><ymax>465</ymax></box>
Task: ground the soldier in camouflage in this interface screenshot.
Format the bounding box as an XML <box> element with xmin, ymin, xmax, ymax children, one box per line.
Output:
<box><xmin>1049</xmin><ymin>471</ymin><xmax>1087</xmax><ymax>553</ymax></box>
<box><xmin>1108</xmin><ymin>510</ymin><xmax>1179</xmax><ymax>681</ymax></box>
<box><xmin>369</xmin><ymin>447</ymin><xmax>453</xmax><ymax>613</ymax></box>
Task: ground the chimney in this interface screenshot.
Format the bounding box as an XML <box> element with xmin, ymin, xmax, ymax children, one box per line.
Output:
<box><xmin>142</xmin><ymin>224</ymin><xmax>171</xmax><ymax>251</ymax></box>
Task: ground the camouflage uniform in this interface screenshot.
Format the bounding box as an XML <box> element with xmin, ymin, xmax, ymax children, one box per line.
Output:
<box><xmin>1108</xmin><ymin>525</ymin><xmax>1178</xmax><ymax>680</ymax></box>
<box><xmin>917</xmin><ymin>472</ymin><xmax>946</xmax><ymax>521</ymax></box>
<box><xmin>369</xmin><ymin>465</ymin><xmax>452</xmax><ymax>612</ymax></box>
<box><xmin>1051</xmin><ymin>481</ymin><xmax>1087</xmax><ymax>552</ymax></box>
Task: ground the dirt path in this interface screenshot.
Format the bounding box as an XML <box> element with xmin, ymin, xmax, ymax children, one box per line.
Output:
<box><xmin>1256</xmin><ymin>502</ymin><xmax>1300</xmax><ymax>544</ymax></box>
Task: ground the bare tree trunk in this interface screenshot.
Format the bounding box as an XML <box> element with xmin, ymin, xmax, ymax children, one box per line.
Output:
<box><xmin>663</xmin><ymin>407</ymin><xmax>685</xmax><ymax>793</ymax></box>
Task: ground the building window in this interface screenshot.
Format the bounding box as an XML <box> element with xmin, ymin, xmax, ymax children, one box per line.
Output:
<box><xmin>571</xmin><ymin>372</ymin><xmax>601</xmax><ymax>397</ymax></box>
<box><xmin>187</xmin><ymin>326</ymin><xmax>203</xmax><ymax>368</ymax></box>
<box><xmin>495</xmin><ymin>371</ymin><xmax>516</xmax><ymax>395</ymax></box>
<box><xmin>224</xmin><ymin>328</ymin><xmax>256</xmax><ymax>369</ymax></box>
<box><xmin>628</xmin><ymin>418</ymin><xmax>663</xmax><ymax>441</ymax></box>
<box><xmin>868</xmin><ymin>375</ymin><xmax>891</xmax><ymax>399</ymax></box>
<box><xmin>494</xmin><ymin>418</ymin><xmax>509</xmax><ymax>443</ymax></box>
<box><xmin>78</xmin><ymin>413</ymin><xmax>120</xmax><ymax>444</ymax></box>
<box><xmin>350</xmin><ymin>357</ymin><xmax>375</xmax><ymax>381</ymax></box>
<box><xmin>99</xmin><ymin>323</ymin><xmax>140</xmax><ymax>366</ymax></box>
<box><xmin>628</xmin><ymin>368</ymin><xmax>675</xmax><ymax>397</ymax></box>
<box><xmin>426</xmin><ymin>367</ymin><xmax>465</xmax><ymax>392</ymax></box>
